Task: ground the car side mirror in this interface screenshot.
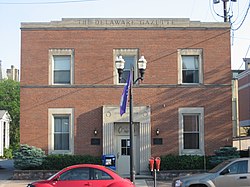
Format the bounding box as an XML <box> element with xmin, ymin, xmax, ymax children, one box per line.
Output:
<box><xmin>220</xmin><ymin>168</ymin><xmax>230</xmax><ymax>175</ymax></box>
<box><xmin>53</xmin><ymin>177</ymin><xmax>59</xmax><ymax>181</ymax></box>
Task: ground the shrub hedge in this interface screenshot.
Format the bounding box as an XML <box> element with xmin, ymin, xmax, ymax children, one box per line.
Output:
<box><xmin>40</xmin><ymin>154</ymin><xmax>102</xmax><ymax>170</ymax></box>
<box><xmin>13</xmin><ymin>145</ymin><xmax>240</xmax><ymax>171</ymax></box>
<box><xmin>160</xmin><ymin>155</ymin><xmax>209</xmax><ymax>170</ymax></box>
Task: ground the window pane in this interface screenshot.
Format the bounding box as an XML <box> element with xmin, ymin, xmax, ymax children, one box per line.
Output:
<box><xmin>54</xmin><ymin>117</ymin><xmax>62</xmax><ymax>132</ymax></box>
<box><xmin>184</xmin><ymin>115</ymin><xmax>199</xmax><ymax>132</ymax></box>
<box><xmin>182</xmin><ymin>70</ymin><xmax>199</xmax><ymax>83</ymax></box>
<box><xmin>182</xmin><ymin>55</ymin><xmax>199</xmax><ymax>83</ymax></box>
<box><xmin>121</xmin><ymin>139</ymin><xmax>126</xmax><ymax>147</ymax></box>
<box><xmin>93</xmin><ymin>169</ymin><xmax>112</xmax><ymax>180</ymax></box>
<box><xmin>184</xmin><ymin>133</ymin><xmax>199</xmax><ymax>149</ymax></box>
<box><xmin>62</xmin><ymin>118</ymin><xmax>69</xmax><ymax>133</ymax></box>
<box><xmin>60</xmin><ymin>168</ymin><xmax>89</xmax><ymax>180</ymax></box>
<box><xmin>238</xmin><ymin>161</ymin><xmax>248</xmax><ymax>174</ymax></box>
<box><xmin>120</xmin><ymin>70</ymin><xmax>130</xmax><ymax>83</ymax></box>
<box><xmin>121</xmin><ymin>148</ymin><xmax>126</xmax><ymax>155</ymax></box>
<box><xmin>127</xmin><ymin>148</ymin><xmax>130</xmax><ymax>155</ymax></box>
<box><xmin>54</xmin><ymin>134</ymin><xmax>69</xmax><ymax>150</ymax></box>
<box><xmin>182</xmin><ymin>56</ymin><xmax>199</xmax><ymax>70</ymax></box>
<box><xmin>53</xmin><ymin>55</ymin><xmax>71</xmax><ymax>84</ymax></box>
<box><xmin>54</xmin><ymin>56</ymin><xmax>71</xmax><ymax>70</ymax></box>
<box><xmin>124</xmin><ymin>56</ymin><xmax>135</xmax><ymax>70</ymax></box>
<box><xmin>54</xmin><ymin>71</ymin><xmax>70</xmax><ymax>84</ymax></box>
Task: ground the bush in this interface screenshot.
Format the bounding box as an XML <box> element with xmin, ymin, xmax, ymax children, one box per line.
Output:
<box><xmin>239</xmin><ymin>150</ymin><xmax>249</xmax><ymax>157</ymax></box>
<box><xmin>160</xmin><ymin>155</ymin><xmax>207</xmax><ymax>170</ymax></box>
<box><xmin>209</xmin><ymin>146</ymin><xmax>240</xmax><ymax>168</ymax></box>
<box><xmin>40</xmin><ymin>154</ymin><xmax>102</xmax><ymax>170</ymax></box>
<box><xmin>4</xmin><ymin>148</ymin><xmax>13</xmax><ymax>159</ymax></box>
<box><xmin>13</xmin><ymin>144</ymin><xmax>46</xmax><ymax>170</ymax></box>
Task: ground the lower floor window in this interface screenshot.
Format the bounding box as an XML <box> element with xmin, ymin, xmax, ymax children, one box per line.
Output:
<box><xmin>183</xmin><ymin>115</ymin><xmax>200</xmax><ymax>149</ymax></box>
<box><xmin>54</xmin><ymin>115</ymin><xmax>70</xmax><ymax>150</ymax></box>
<box><xmin>179</xmin><ymin>107</ymin><xmax>204</xmax><ymax>155</ymax></box>
<box><xmin>48</xmin><ymin>108</ymin><xmax>74</xmax><ymax>154</ymax></box>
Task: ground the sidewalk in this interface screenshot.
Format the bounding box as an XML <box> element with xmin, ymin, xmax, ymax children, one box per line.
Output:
<box><xmin>0</xmin><ymin>159</ymin><xmax>171</xmax><ymax>187</ymax></box>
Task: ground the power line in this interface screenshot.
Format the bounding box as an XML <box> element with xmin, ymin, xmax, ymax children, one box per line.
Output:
<box><xmin>236</xmin><ymin>44</ymin><xmax>250</xmax><ymax>70</ymax></box>
<box><xmin>245</xmin><ymin>45</ymin><xmax>250</xmax><ymax>58</ymax></box>
<box><xmin>0</xmin><ymin>0</ymin><xmax>95</xmax><ymax>5</ymax></box>
<box><xmin>149</xmin><ymin>29</ymin><xmax>230</xmax><ymax>63</ymax></box>
<box><xmin>231</xmin><ymin>0</ymin><xmax>250</xmax><ymax>31</ymax></box>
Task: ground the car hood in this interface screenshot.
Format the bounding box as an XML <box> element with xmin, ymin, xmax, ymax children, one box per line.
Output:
<box><xmin>177</xmin><ymin>172</ymin><xmax>216</xmax><ymax>182</ymax></box>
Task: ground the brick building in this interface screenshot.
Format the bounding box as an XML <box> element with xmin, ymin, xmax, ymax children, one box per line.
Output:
<box><xmin>238</xmin><ymin>59</ymin><xmax>250</xmax><ymax>129</ymax></box>
<box><xmin>20</xmin><ymin>18</ymin><xmax>232</xmax><ymax>175</ymax></box>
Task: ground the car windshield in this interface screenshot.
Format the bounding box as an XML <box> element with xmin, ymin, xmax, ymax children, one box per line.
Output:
<box><xmin>47</xmin><ymin>171</ymin><xmax>61</xmax><ymax>180</ymax></box>
<box><xmin>208</xmin><ymin>160</ymin><xmax>233</xmax><ymax>173</ymax></box>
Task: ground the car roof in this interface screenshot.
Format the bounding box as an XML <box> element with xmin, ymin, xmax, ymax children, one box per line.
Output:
<box><xmin>229</xmin><ymin>157</ymin><xmax>250</xmax><ymax>161</ymax></box>
<box><xmin>65</xmin><ymin>164</ymin><xmax>107</xmax><ymax>170</ymax></box>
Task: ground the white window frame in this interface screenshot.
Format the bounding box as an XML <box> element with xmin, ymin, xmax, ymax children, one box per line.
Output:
<box><xmin>178</xmin><ymin>107</ymin><xmax>204</xmax><ymax>155</ymax></box>
<box><xmin>178</xmin><ymin>49</ymin><xmax>203</xmax><ymax>84</ymax></box>
<box><xmin>113</xmin><ymin>49</ymin><xmax>138</xmax><ymax>85</ymax></box>
<box><xmin>49</xmin><ymin>49</ymin><xmax>74</xmax><ymax>85</ymax></box>
<box><xmin>48</xmin><ymin>108</ymin><xmax>74</xmax><ymax>154</ymax></box>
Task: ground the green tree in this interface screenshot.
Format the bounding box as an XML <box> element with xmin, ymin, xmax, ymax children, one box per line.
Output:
<box><xmin>0</xmin><ymin>79</ymin><xmax>20</xmax><ymax>148</ymax></box>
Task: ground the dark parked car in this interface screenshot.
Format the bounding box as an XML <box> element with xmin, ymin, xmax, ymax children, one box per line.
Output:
<box><xmin>27</xmin><ymin>164</ymin><xmax>135</xmax><ymax>187</ymax></box>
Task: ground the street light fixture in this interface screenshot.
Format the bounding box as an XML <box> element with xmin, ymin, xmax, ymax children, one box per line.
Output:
<box><xmin>115</xmin><ymin>55</ymin><xmax>147</xmax><ymax>183</ymax></box>
<box><xmin>115</xmin><ymin>55</ymin><xmax>125</xmax><ymax>82</ymax></box>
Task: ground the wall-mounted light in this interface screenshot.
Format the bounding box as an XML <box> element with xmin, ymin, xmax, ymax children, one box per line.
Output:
<box><xmin>94</xmin><ymin>129</ymin><xmax>98</xmax><ymax>136</ymax></box>
<box><xmin>156</xmin><ymin>128</ymin><xmax>160</xmax><ymax>136</ymax></box>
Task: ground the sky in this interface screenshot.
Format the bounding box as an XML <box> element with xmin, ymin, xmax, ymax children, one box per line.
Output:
<box><xmin>0</xmin><ymin>0</ymin><xmax>250</xmax><ymax>77</ymax></box>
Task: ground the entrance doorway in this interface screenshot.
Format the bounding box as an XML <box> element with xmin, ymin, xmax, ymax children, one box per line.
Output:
<box><xmin>115</xmin><ymin>123</ymin><xmax>139</xmax><ymax>176</ymax></box>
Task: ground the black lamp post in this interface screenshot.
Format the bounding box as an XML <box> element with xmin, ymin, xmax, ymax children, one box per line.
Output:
<box><xmin>115</xmin><ymin>55</ymin><xmax>147</xmax><ymax>183</ymax></box>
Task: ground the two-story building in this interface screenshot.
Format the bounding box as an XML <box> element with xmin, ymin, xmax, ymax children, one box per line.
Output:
<box><xmin>20</xmin><ymin>18</ymin><xmax>232</xmax><ymax>175</ymax></box>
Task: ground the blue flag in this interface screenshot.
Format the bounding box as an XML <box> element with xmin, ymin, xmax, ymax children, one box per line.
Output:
<box><xmin>120</xmin><ymin>71</ymin><xmax>132</xmax><ymax>116</ymax></box>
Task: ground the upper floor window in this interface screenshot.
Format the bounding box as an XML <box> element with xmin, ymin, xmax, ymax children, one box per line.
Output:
<box><xmin>178</xmin><ymin>49</ymin><xmax>203</xmax><ymax>84</ymax></box>
<box><xmin>113</xmin><ymin>49</ymin><xmax>138</xmax><ymax>84</ymax></box>
<box><xmin>49</xmin><ymin>49</ymin><xmax>74</xmax><ymax>85</ymax></box>
<box><xmin>179</xmin><ymin>107</ymin><xmax>204</xmax><ymax>155</ymax></box>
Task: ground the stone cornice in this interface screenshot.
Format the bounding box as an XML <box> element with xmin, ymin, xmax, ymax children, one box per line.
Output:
<box><xmin>21</xmin><ymin>18</ymin><xmax>230</xmax><ymax>30</ymax></box>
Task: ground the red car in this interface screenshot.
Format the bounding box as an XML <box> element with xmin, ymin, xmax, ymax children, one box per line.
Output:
<box><xmin>27</xmin><ymin>164</ymin><xmax>135</xmax><ymax>187</ymax></box>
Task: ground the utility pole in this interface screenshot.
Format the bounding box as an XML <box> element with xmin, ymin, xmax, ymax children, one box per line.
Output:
<box><xmin>223</xmin><ymin>0</ymin><xmax>228</xmax><ymax>22</ymax></box>
<box><xmin>213</xmin><ymin>0</ymin><xmax>237</xmax><ymax>22</ymax></box>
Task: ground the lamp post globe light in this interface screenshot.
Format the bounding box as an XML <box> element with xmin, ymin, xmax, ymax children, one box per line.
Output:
<box><xmin>115</xmin><ymin>55</ymin><xmax>147</xmax><ymax>183</ymax></box>
<box><xmin>115</xmin><ymin>55</ymin><xmax>126</xmax><ymax>82</ymax></box>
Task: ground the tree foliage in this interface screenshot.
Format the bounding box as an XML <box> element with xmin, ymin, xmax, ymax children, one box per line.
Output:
<box><xmin>0</xmin><ymin>79</ymin><xmax>20</xmax><ymax>148</ymax></box>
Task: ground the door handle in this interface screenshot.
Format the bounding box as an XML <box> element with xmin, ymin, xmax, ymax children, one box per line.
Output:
<box><xmin>239</xmin><ymin>176</ymin><xmax>247</xmax><ymax>179</ymax></box>
<box><xmin>117</xmin><ymin>152</ymin><xmax>120</xmax><ymax>159</ymax></box>
<box><xmin>84</xmin><ymin>182</ymin><xmax>92</xmax><ymax>186</ymax></box>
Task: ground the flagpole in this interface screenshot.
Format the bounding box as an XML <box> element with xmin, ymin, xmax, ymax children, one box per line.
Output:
<box><xmin>129</xmin><ymin>68</ymin><xmax>135</xmax><ymax>183</ymax></box>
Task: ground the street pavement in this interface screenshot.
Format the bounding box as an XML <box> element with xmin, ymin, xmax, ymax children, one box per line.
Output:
<box><xmin>0</xmin><ymin>159</ymin><xmax>172</xmax><ymax>187</ymax></box>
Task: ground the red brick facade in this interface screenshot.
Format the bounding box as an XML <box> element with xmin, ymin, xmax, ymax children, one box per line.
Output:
<box><xmin>238</xmin><ymin>69</ymin><xmax>250</xmax><ymax>127</ymax></box>
<box><xmin>20</xmin><ymin>18</ymin><xmax>232</xmax><ymax>158</ymax></box>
